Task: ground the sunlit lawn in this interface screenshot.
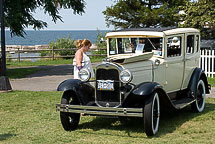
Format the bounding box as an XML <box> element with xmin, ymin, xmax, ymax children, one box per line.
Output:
<box><xmin>207</xmin><ymin>77</ymin><xmax>215</xmax><ymax>87</ymax></box>
<box><xmin>0</xmin><ymin>91</ymin><xmax>215</xmax><ymax>144</ymax></box>
<box><xmin>6</xmin><ymin>68</ymin><xmax>42</xmax><ymax>79</ymax></box>
<box><xmin>7</xmin><ymin>57</ymin><xmax>104</xmax><ymax>68</ymax></box>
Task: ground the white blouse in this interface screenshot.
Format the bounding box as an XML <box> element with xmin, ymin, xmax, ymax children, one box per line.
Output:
<box><xmin>73</xmin><ymin>52</ymin><xmax>94</xmax><ymax>79</ymax></box>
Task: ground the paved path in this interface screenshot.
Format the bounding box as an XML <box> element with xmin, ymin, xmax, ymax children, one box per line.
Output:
<box><xmin>10</xmin><ymin>64</ymin><xmax>74</xmax><ymax>91</ymax></box>
<box><xmin>10</xmin><ymin>64</ymin><xmax>215</xmax><ymax>97</ymax></box>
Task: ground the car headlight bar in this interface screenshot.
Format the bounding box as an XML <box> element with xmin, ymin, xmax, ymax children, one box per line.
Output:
<box><xmin>120</xmin><ymin>69</ymin><xmax>133</xmax><ymax>83</ymax></box>
<box><xmin>78</xmin><ymin>68</ymin><xmax>91</xmax><ymax>82</ymax></box>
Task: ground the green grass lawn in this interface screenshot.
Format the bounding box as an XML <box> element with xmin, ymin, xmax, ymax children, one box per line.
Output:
<box><xmin>6</xmin><ymin>68</ymin><xmax>42</xmax><ymax>79</ymax></box>
<box><xmin>207</xmin><ymin>77</ymin><xmax>215</xmax><ymax>87</ymax></box>
<box><xmin>0</xmin><ymin>91</ymin><xmax>215</xmax><ymax>144</ymax></box>
<box><xmin>7</xmin><ymin>57</ymin><xmax>104</xmax><ymax>68</ymax></box>
<box><xmin>6</xmin><ymin>57</ymin><xmax>103</xmax><ymax>79</ymax></box>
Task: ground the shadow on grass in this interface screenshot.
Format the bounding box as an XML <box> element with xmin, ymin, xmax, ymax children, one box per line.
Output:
<box><xmin>78</xmin><ymin>117</ymin><xmax>144</xmax><ymax>138</ymax></box>
<box><xmin>77</xmin><ymin>102</ymin><xmax>215</xmax><ymax>137</ymax></box>
<box><xmin>0</xmin><ymin>133</ymin><xmax>17</xmax><ymax>141</ymax></box>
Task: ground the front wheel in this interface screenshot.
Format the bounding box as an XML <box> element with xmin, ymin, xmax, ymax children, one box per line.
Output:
<box><xmin>144</xmin><ymin>92</ymin><xmax>160</xmax><ymax>136</ymax></box>
<box><xmin>60</xmin><ymin>91</ymin><xmax>80</xmax><ymax>131</ymax></box>
<box><xmin>191</xmin><ymin>79</ymin><xmax>206</xmax><ymax>112</ymax></box>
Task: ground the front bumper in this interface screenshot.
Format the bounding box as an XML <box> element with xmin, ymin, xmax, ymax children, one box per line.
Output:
<box><xmin>56</xmin><ymin>104</ymin><xmax>143</xmax><ymax>117</ymax></box>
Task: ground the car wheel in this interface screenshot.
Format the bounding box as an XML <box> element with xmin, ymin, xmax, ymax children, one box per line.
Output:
<box><xmin>144</xmin><ymin>92</ymin><xmax>160</xmax><ymax>136</ymax></box>
<box><xmin>191</xmin><ymin>79</ymin><xmax>206</xmax><ymax>112</ymax></box>
<box><xmin>60</xmin><ymin>91</ymin><xmax>80</xmax><ymax>131</ymax></box>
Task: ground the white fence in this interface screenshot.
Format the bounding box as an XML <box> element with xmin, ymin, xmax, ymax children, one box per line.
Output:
<box><xmin>200</xmin><ymin>49</ymin><xmax>215</xmax><ymax>78</ymax></box>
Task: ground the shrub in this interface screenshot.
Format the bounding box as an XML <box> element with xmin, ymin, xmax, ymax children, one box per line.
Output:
<box><xmin>41</xmin><ymin>35</ymin><xmax>76</xmax><ymax>58</ymax></box>
<box><xmin>92</xmin><ymin>29</ymin><xmax>108</xmax><ymax>58</ymax></box>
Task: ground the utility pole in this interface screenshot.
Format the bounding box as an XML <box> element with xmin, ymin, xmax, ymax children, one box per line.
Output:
<box><xmin>0</xmin><ymin>0</ymin><xmax>12</xmax><ymax>91</ymax></box>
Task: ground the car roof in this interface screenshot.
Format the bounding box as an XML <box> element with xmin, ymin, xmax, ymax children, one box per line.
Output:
<box><xmin>106</xmin><ymin>27</ymin><xmax>199</xmax><ymax>38</ymax></box>
<box><xmin>113</xmin><ymin>27</ymin><xmax>175</xmax><ymax>32</ymax></box>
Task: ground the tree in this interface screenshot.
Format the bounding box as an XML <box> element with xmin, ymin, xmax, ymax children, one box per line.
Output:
<box><xmin>179</xmin><ymin>0</ymin><xmax>215</xmax><ymax>38</ymax></box>
<box><xmin>103</xmin><ymin>0</ymin><xmax>188</xmax><ymax>29</ymax></box>
<box><xmin>3</xmin><ymin>0</ymin><xmax>85</xmax><ymax>37</ymax></box>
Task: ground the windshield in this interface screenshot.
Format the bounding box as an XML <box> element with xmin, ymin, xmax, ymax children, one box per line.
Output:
<box><xmin>108</xmin><ymin>37</ymin><xmax>163</xmax><ymax>56</ymax></box>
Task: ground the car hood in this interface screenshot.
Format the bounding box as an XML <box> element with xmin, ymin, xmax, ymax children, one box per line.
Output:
<box><xmin>109</xmin><ymin>52</ymin><xmax>153</xmax><ymax>64</ymax></box>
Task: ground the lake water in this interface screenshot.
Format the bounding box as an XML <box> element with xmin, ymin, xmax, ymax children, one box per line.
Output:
<box><xmin>5</xmin><ymin>30</ymin><xmax>109</xmax><ymax>46</ymax></box>
<box><xmin>5</xmin><ymin>30</ymin><xmax>108</xmax><ymax>61</ymax></box>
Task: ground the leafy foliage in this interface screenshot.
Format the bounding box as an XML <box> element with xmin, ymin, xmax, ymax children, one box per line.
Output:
<box><xmin>4</xmin><ymin>0</ymin><xmax>85</xmax><ymax>37</ymax></box>
<box><xmin>95</xmin><ymin>29</ymin><xmax>107</xmax><ymax>49</ymax></box>
<box><xmin>92</xmin><ymin>29</ymin><xmax>107</xmax><ymax>58</ymax></box>
<box><xmin>48</xmin><ymin>35</ymin><xmax>76</xmax><ymax>58</ymax></box>
<box><xmin>103</xmin><ymin>0</ymin><xmax>188</xmax><ymax>29</ymax></box>
<box><xmin>179</xmin><ymin>0</ymin><xmax>215</xmax><ymax>38</ymax></box>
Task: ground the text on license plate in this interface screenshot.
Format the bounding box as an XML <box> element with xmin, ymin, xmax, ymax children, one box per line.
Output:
<box><xmin>97</xmin><ymin>80</ymin><xmax>114</xmax><ymax>91</ymax></box>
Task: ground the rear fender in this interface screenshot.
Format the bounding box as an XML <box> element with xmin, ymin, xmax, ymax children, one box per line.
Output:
<box><xmin>57</xmin><ymin>79</ymin><xmax>95</xmax><ymax>105</ymax></box>
<box><xmin>188</xmin><ymin>68</ymin><xmax>210</xmax><ymax>97</ymax></box>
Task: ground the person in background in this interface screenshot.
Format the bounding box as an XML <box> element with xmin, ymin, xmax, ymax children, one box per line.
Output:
<box><xmin>73</xmin><ymin>39</ymin><xmax>94</xmax><ymax>79</ymax></box>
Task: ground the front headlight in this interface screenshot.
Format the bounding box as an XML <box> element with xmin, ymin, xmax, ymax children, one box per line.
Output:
<box><xmin>78</xmin><ymin>68</ymin><xmax>91</xmax><ymax>81</ymax></box>
<box><xmin>120</xmin><ymin>69</ymin><xmax>133</xmax><ymax>83</ymax></box>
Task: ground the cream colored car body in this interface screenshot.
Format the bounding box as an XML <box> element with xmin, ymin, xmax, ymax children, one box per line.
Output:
<box><xmin>106</xmin><ymin>28</ymin><xmax>200</xmax><ymax>93</ymax></box>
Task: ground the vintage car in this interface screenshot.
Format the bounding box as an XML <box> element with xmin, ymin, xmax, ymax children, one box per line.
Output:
<box><xmin>56</xmin><ymin>27</ymin><xmax>210</xmax><ymax>136</ymax></box>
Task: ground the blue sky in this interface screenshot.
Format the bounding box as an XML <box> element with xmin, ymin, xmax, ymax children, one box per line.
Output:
<box><xmin>29</xmin><ymin>0</ymin><xmax>114</xmax><ymax>30</ymax></box>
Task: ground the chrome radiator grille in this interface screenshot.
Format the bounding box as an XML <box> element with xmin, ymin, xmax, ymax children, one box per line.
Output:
<box><xmin>95</xmin><ymin>68</ymin><xmax>121</xmax><ymax>107</ymax></box>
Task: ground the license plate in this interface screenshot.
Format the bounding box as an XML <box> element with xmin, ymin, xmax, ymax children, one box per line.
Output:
<box><xmin>97</xmin><ymin>80</ymin><xmax>114</xmax><ymax>91</ymax></box>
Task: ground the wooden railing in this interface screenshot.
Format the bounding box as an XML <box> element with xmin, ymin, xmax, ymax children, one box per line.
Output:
<box><xmin>6</xmin><ymin>47</ymin><xmax>107</xmax><ymax>62</ymax></box>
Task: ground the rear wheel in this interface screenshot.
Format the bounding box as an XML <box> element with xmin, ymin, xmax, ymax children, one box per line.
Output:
<box><xmin>191</xmin><ymin>79</ymin><xmax>206</xmax><ymax>112</ymax></box>
<box><xmin>60</xmin><ymin>91</ymin><xmax>80</xmax><ymax>131</ymax></box>
<box><xmin>144</xmin><ymin>92</ymin><xmax>160</xmax><ymax>136</ymax></box>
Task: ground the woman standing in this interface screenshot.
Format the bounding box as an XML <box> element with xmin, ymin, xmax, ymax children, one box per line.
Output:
<box><xmin>73</xmin><ymin>39</ymin><xmax>94</xmax><ymax>79</ymax></box>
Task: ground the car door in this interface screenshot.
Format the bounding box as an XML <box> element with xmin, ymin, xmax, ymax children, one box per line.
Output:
<box><xmin>163</xmin><ymin>34</ymin><xmax>185</xmax><ymax>93</ymax></box>
<box><xmin>182</xmin><ymin>33</ymin><xmax>200</xmax><ymax>89</ymax></box>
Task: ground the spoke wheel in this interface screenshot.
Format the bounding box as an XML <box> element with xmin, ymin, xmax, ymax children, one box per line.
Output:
<box><xmin>60</xmin><ymin>91</ymin><xmax>80</xmax><ymax>131</ymax></box>
<box><xmin>191</xmin><ymin>79</ymin><xmax>206</xmax><ymax>112</ymax></box>
<box><xmin>144</xmin><ymin>92</ymin><xmax>160</xmax><ymax>136</ymax></box>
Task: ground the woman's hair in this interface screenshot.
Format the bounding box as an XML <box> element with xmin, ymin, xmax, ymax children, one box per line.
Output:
<box><xmin>75</xmin><ymin>39</ymin><xmax>92</xmax><ymax>49</ymax></box>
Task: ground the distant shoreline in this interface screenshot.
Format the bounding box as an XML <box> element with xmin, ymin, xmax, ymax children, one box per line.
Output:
<box><xmin>5</xmin><ymin>30</ymin><xmax>108</xmax><ymax>46</ymax></box>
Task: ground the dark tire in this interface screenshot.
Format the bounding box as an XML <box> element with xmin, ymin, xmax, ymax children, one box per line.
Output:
<box><xmin>60</xmin><ymin>91</ymin><xmax>80</xmax><ymax>131</ymax></box>
<box><xmin>144</xmin><ymin>92</ymin><xmax>160</xmax><ymax>136</ymax></box>
<box><xmin>191</xmin><ymin>79</ymin><xmax>206</xmax><ymax>112</ymax></box>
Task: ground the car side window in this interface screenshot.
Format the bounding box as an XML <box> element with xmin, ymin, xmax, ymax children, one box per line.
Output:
<box><xmin>187</xmin><ymin>35</ymin><xmax>195</xmax><ymax>54</ymax></box>
<box><xmin>109</xmin><ymin>38</ymin><xmax>117</xmax><ymax>55</ymax></box>
<box><xmin>167</xmin><ymin>36</ymin><xmax>182</xmax><ymax>57</ymax></box>
<box><xmin>196</xmin><ymin>35</ymin><xmax>199</xmax><ymax>52</ymax></box>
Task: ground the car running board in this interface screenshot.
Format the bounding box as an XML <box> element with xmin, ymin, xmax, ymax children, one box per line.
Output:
<box><xmin>172</xmin><ymin>98</ymin><xmax>195</xmax><ymax>109</ymax></box>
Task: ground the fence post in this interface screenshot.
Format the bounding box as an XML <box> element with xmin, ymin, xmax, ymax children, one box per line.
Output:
<box><xmin>212</xmin><ymin>50</ymin><xmax>214</xmax><ymax>78</ymax></box>
<box><xmin>52</xmin><ymin>46</ymin><xmax>54</xmax><ymax>60</ymax></box>
<box><xmin>18</xmin><ymin>47</ymin><xmax>20</xmax><ymax>62</ymax></box>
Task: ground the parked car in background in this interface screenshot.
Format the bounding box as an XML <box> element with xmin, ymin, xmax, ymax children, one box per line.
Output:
<box><xmin>56</xmin><ymin>27</ymin><xmax>210</xmax><ymax>136</ymax></box>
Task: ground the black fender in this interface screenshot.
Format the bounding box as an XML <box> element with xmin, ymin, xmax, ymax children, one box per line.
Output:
<box><xmin>122</xmin><ymin>82</ymin><xmax>174</xmax><ymax>109</ymax></box>
<box><xmin>188</xmin><ymin>68</ymin><xmax>210</xmax><ymax>97</ymax></box>
<box><xmin>57</xmin><ymin>79</ymin><xmax>95</xmax><ymax>105</ymax></box>
<box><xmin>132</xmin><ymin>82</ymin><xmax>163</xmax><ymax>96</ymax></box>
<box><xmin>57</xmin><ymin>79</ymin><xmax>81</xmax><ymax>92</ymax></box>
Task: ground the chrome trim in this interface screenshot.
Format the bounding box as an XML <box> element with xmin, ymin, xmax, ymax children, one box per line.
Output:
<box><xmin>119</xmin><ymin>69</ymin><xmax>133</xmax><ymax>83</ymax></box>
<box><xmin>56</xmin><ymin>104</ymin><xmax>143</xmax><ymax>117</ymax></box>
<box><xmin>95</xmin><ymin>62</ymin><xmax>123</xmax><ymax>71</ymax></box>
<box><xmin>95</xmin><ymin>62</ymin><xmax>123</xmax><ymax>108</ymax></box>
